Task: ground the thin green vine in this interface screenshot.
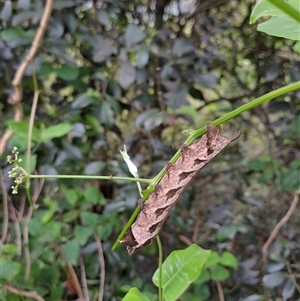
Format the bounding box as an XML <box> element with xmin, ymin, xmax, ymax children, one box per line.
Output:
<box><xmin>8</xmin><ymin>81</ymin><xmax>300</xmax><ymax>250</ymax></box>
<box><xmin>111</xmin><ymin>81</ymin><xmax>300</xmax><ymax>250</ymax></box>
<box><xmin>156</xmin><ymin>235</ymin><xmax>163</xmax><ymax>301</ymax></box>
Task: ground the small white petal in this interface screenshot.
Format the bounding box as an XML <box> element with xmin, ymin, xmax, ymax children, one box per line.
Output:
<box><xmin>120</xmin><ymin>145</ymin><xmax>138</xmax><ymax>177</ymax></box>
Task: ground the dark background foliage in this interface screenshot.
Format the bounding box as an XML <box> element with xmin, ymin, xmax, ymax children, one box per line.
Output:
<box><xmin>0</xmin><ymin>0</ymin><xmax>299</xmax><ymax>300</ymax></box>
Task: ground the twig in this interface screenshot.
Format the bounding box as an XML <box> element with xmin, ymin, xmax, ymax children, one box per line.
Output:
<box><xmin>216</xmin><ymin>281</ymin><xmax>225</xmax><ymax>301</ymax></box>
<box><xmin>0</xmin><ymin>102</ymin><xmax>23</xmax><ymax>155</ymax></box>
<box><xmin>8</xmin><ymin>201</ymin><xmax>22</xmax><ymax>257</ymax></box>
<box><xmin>0</xmin><ymin>0</ymin><xmax>54</xmax><ymax>155</ymax></box>
<box><xmin>262</xmin><ymin>190</ymin><xmax>300</xmax><ymax>262</ymax></box>
<box><xmin>184</xmin><ymin>0</ymin><xmax>231</xmax><ymax>21</ymax></box>
<box><xmin>23</xmin><ymin>178</ymin><xmax>44</xmax><ymax>280</ymax></box>
<box><xmin>9</xmin><ymin>0</ymin><xmax>53</xmax><ymax>104</ymax></box>
<box><xmin>4</xmin><ymin>284</ymin><xmax>45</xmax><ymax>301</ymax></box>
<box><xmin>17</xmin><ymin>194</ymin><xmax>26</xmax><ymax>220</ymax></box>
<box><xmin>178</xmin><ymin>235</ymin><xmax>192</xmax><ymax>246</ymax></box>
<box><xmin>192</xmin><ymin>176</ymin><xmax>214</xmax><ymax>242</ymax></box>
<box><xmin>95</xmin><ymin>235</ymin><xmax>105</xmax><ymax>301</ymax></box>
<box><xmin>80</xmin><ymin>256</ymin><xmax>89</xmax><ymax>301</ymax></box>
<box><xmin>285</xmin><ymin>260</ymin><xmax>300</xmax><ymax>293</ymax></box>
<box><xmin>0</xmin><ymin>174</ymin><xmax>9</xmax><ymax>243</ymax></box>
<box><xmin>60</xmin><ymin>248</ymin><xmax>85</xmax><ymax>301</ymax></box>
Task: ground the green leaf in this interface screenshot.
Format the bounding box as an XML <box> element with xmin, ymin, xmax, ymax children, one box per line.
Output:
<box><xmin>204</xmin><ymin>251</ymin><xmax>220</xmax><ymax>267</ymax></box>
<box><xmin>293</xmin><ymin>41</ymin><xmax>300</xmax><ymax>53</ymax></box>
<box><xmin>281</xmin><ymin>169</ymin><xmax>300</xmax><ymax>191</ymax></box>
<box><xmin>247</xmin><ymin>159</ymin><xmax>263</xmax><ymax>171</ymax></box>
<box><xmin>19</xmin><ymin>154</ymin><xmax>37</xmax><ymax>174</ymax></box>
<box><xmin>180</xmin><ymin>291</ymin><xmax>201</xmax><ymax>301</ymax></box>
<box><xmin>38</xmin><ymin>62</ymin><xmax>55</xmax><ymax>76</ymax></box>
<box><xmin>118</xmin><ymin>62</ymin><xmax>136</xmax><ymax>89</ymax></box>
<box><xmin>219</xmin><ymin>251</ymin><xmax>238</xmax><ymax>270</ymax></box>
<box><xmin>80</xmin><ymin>212</ymin><xmax>100</xmax><ymax>229</ymax></box>
<box><xmin>125</xmin><ymin>24</ymin><xmax>146</xmax><ymax>47</ymax></box>
<box><xmin>72</xmin><ymin>93</ymin><xmax>98</xmax><ymax>109</ymax></box>
<box><xmin>44</xmin><ymin>221</ymin><xmax>63</xmax><ymax>240</ymax></box>
<box><xmin>85</xmin><ymin>114</ymin><xmax>101</xmax><ymax>132</ymax></box>
<box><xmin>0</xmin><ymin>28</ymin><xmax>25</xmax><ymax>40</ymax></box>
<box><xmin>56</xmin><ymin>65</ymin><xmax>79</xmax><ymax>81</ymax></box>
<box><xmin>250</xmin><ymin>0</ymin><xmax>299</xmax><ymax>23</ymax></box>
<box><xmin>195</xmin><ymin>268</ymin><xmax>211</xmax><ymax>284</ymax></box>
<box><xmin>75</xmin><ymin>225</ymin><xmax>93</xmax><ymax>245</ymax></box>
<box><xmin>122</xmin><ymin>288</ymin><xmax>150</xmax><ymax>301</ymax></box>
<box><xmin>257</xmin><ymin>17</ymin><xmax>300</xmax><ymax>40</ymax></box>
<box><xmin>1</xmin><ymin>1</ymin><xmax>12</xmax><ymax>22</ymax></box>
<box><xmin>9</xmin><ymin>134</ymin><xmax>28</xmax><ymax>152</ymax></box>
<box><xmin>53</xmin><ymin>0</ymin><xmax>76</xmax><ymax>10</ymax></box>
<box><xmin>63</xmin><ymin>210</ymin><xmax>80</xmax><ymax>223</ymax></box>
<box><xmin>137</xmin><ymin>46</ymin><xmax>150</xmax><ymax>68</ymax></box>
<box><xmin>61</xmin><ymin>238</ymin><xmax>80</xmax><ymax>265</ymax></box>
<box><xmin>64</xmin><ymin>188</ymin><xmax>78</xmax><ymax>206</ymax></box>
<box><xmin>49</xmin><ymin>285</ymin><xmax>65</xmax><ymax>301</ymax></box>
<box><xmin>176</xmin><ymin>106</ymin><xmax>199</xmax><ymax>118</ymax></box>
<box><xmin>40</xmin><ymin>123</ymin><xmax>72</xmax><ymax>143</ymax></box>
<box><xmin>262</xmin><ymin>272</ymin><xmax>285</xmax><ymax>288</ymax></box>
<box><xmin>0</xmin><ymin>259</ymin><xmax>22</xmax><ymax>281</ymax></box>
<box><xmin>194</xmin><ymin>284</ymin><xmax>211</xmax><ymax>301</ymax></box>
<box><xmin>7</xmin><ymin>120</ymin><xmax>39</xmax><ymax>142</ymax></box>
<box><xmin>215</xmin><ymin>224</ymin><xmax>239</xmax><ymax>241</ymax></box>
<box><xmin>41</xmin><ymin>211</ymin><xmax>54</xmax><ymax>224</ymax></box>
<box><xmin>92</xmin><ymin>36</ymin><xmax>116</xmax><ymax>63</ymax></box>
<box><xmin>2</xmin><ymin>244</ymin><xmax>19</xmax><ymax>256</ymax></box>
<box><xmin>84</xmin><ymin>161</ymin><xmax>106</xmax><ymax>175</ymax></box>
<box><xmin>210</xmin><ymin>265</ymin><xmax>230</xmax><ymax>281</ymax></box>
<box><xmin>84</xmin><ymin>186</ymin><xmax>106</xmax><ymax>205</ymax></box>
<box><xmin>135</xmin><ymin>108</ymin><xmax>166</xmax><ymax>131</ymax></box>
<box><xmin>152</xmin><ymin>244</ymin><xmax>211</xmax><ymax>301</ymax></box>
<box><xmin>28</xmin><ymin>218</ymin><xmax>43</xmax><ymax>236</ymax></box>
<box><xmin>250</xmin><ymin>0</ymin><xmax>300</xmax><ymax>40</ymax></box>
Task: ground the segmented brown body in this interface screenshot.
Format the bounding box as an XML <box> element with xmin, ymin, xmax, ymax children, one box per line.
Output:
<box><xmin>121</xmin><ymin>125</ymin><xmax>239</xmax><ymax>255</ymax></box>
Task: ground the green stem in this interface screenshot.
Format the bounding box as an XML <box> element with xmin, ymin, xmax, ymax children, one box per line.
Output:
<box><xmin>111</xmin><ymin>81</ymin><xmax>300</xmax><ymax>250</ymax></box>
<box><xmin>152</xmin><ymin>81</ymin><xmax>300</xmax><ymax>186</ymax></box>
<box><xmin>28</xmin><ymin>174</ymin><xmax>152</xmax><ymax>184</ymax></box>
<box><xmin>25</xmin><ymin>72</ymin><xmax>40</xmax><ymax>208</ymax></box>
<box><xmin>136</xmin><ymin>180</ymin><xmax>143</xmax><ymax>197</ymax></box>
<box><xmin>156</xmin><ymin>235</ymin><xmax>163</xmax><ymax>301</ymax></box>
<box><xmin>267</xmin><ymin>0</ymin><xmax>300</xmax><ymax>23</ymax></box>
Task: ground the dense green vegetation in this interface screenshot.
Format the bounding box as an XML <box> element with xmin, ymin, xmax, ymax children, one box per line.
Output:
<box><xmin>0</xmin><ymin>0</ymin><xmax>299</xmax><ymax>300</ymax></box>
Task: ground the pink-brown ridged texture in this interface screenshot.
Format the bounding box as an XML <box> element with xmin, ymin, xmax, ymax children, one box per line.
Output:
<box><xmin>121</xmin><ymin>125</ymin><xmax>237</xmax><ymax>255</ymax></box>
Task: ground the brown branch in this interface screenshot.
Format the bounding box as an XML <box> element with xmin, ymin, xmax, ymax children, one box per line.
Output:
<box><xmin>0</xmin><ymin>0</ymin><xmax>54</xmax><ymax>156</ymax></box>
<box><xmin>179</xmin><ymin>235</ymin><xmax>192</xmax><ymax>246</ymax></box>
<box><xmin>80</xmin><ymin>256</ymin><xmax>89</xmax><ymax>301</ymax></box>
<box><xmin>59</xmin><ymin>248</ymin><xmax>85</xmax><ymax>301</ymax></box>
<box><xmin>17</xmin><ymin>194</ymin><xmax>26</xmax><ymax>220</ymax></box>
<box><xmin>192</xmin><ymin>176</ymin><xmax>214</xmax><ymax>242</ymax></box>
<box><xmin>4</xmin><ymin>284</ymin><xmax>45</xmax><ymax>301</ymax></box>
<box><xmin>0</xmin><ymin>174</ymin><xmax>9</xmax><ymax>243</ymax></box>
<box><xmin>23</xmin><ymin>178</ymin><xmax>44</xmax><ymax>280</ymax></box>
<box><xmin>8</xmin><ymin>201</ymin><xmax>22</xmax><ymax>257</ymax></box>
<box><xmin>262</xmin><ymin>190</ymin><xmax>300</xmax><ymax>262</ymax></box>
<box><xmin>95</xmin><ymin>235</ymin><xmax>105</xmax><ymax>301</ymax></box>
<box><xmin>0</xmin><ymin>102</ymin><xmax>23</xmax><ymax>155</ymax></box>
<box><xmin>286</xmin><ymin>260</ymin><xmax>300</xmax><ymax>293</ymax></box>
<box><xmin>184</xmin><ymin>0</ymin><xmax>232</xmax><ymax>21</ymax></box>
<box><xmin>216</xmin><ymin>281</ymin><xmax>225</xmax><ymax>301</ymax></box>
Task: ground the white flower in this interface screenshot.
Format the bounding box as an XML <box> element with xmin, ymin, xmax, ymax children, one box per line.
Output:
<box><xmin>120</xmin><ymin>145</ymin><xmax>138</xmax><ymax>177</ymax></box>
